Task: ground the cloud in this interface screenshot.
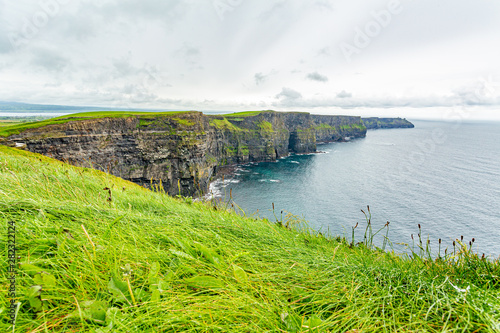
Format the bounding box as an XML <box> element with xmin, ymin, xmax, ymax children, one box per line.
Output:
<box><xmin>275</xmin><ymin>87</ymin><xmax>303</xmax><ymax>106</ymax></box>
<box><xmin>336</xmin><ymin>90</ymin><xmax>352</xmax><ymax>98</ymax></box>
<box><xmin>0</xmin><ymin>21</ymin><xmax>13</xmax><ymax>54</ymax></box>
<box><xmin>254</xmin><ymin>70</ymin><xmax>277</xmax><ymax>85</ymax></box>
<box><xmin>0</xmin><ymin>0</ymin><xmax>499</xmax><ymax>116</ymax></box>
<box><xmin>31</xmin><ymin>47</ymin><xmax>69</xmax><ymax>72</ymax></box>
<box><xmin>306</xmin><ymin>72</ymin><xmax>328</xmax><ymax>82</ymax></box>
<box><xmin>254</xmin><ymin>72</ymin><xmax>267</xmax><ymax>85</ymax></box>
<box><xmin>258</xmin><ymin>1</ymin><xmax>288</xmax><ymax>22</ymax></box>
<box><xmin>56</xmin><ymin>10</ymin><xmax>99</xmax><ymax>41</ymax></box>
<box><xmin>175</xmin><ymin>44</ymin><xmax>202</xmax><ymax>69</ymax></box>
<box><xmin>453</xmin><ymin>78</ymin><xmax>500</xmax><ymax>106</ymax></box>
<box><xmin>317</xmin><ymin>47</ymin><xmax>331</xmax><ymax>57</ymax></box>
<box><xmin>271</xmin><ymin>85</ymin><xmax>500</xmax><ymax>109</ymax></box>
<box><xmin>276</xmin><ymin>87</ymin><xmax>302</xmax><ymax>100</ymax></box>
<box><xmin>101</xmin><ymin>0</ymin><xmax>188</xmax><ymax>23</ymax></box>
<box><xmin>313</xmin><ymin>0</ymin><xmax>335</xmax><ymax>11</ymax></box>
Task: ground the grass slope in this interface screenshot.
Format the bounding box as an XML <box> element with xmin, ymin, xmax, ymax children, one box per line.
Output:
<box><xmin>0</xmin><ymin>146</ymin><xmax>499</xmax><ymax>332</ymax></box>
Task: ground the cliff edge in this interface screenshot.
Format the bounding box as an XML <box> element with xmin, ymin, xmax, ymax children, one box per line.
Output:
<box><xmin>2</xmin><ymin>111</ymin><xmax>366</xmax><ymax>197</ymax></box>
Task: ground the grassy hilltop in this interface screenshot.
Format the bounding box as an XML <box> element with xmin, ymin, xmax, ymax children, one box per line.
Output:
<box><xmin>0</xmin><ymin>146</ymin><xmax>499</xmax><ymax>332</ymax></box>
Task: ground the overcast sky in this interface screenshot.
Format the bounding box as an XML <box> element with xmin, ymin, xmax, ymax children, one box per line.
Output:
<box><xmin>1</xmin><ymin>0</ymin><xmax>500</xmax><ymax>119</ymax></box>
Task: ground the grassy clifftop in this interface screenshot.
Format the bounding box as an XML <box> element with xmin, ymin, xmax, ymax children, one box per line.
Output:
<box><xmin>0</xmin><ymin>111</ymin><xmax>268</xmax><ymax>138</ymax></box>
<box><xmin>0</xmin><ymin>111</ymin><xmax>194</xmax><ymax>137</ymax></box>
<box><xmin>0</xmin><ymin>146</ymin><xmax>499</xmax><ymax>332</ymax></box>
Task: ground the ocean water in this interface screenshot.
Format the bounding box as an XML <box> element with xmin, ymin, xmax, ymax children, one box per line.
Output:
<box><xmin>210</xmin><ymin>120</ymin><xmax>500</xmax><ymax>257</ymax></box>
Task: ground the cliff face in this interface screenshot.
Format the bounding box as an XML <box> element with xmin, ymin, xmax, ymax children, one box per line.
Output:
<box><xmin>5</xmin><ymin>111</ymin><xmax>366</xmax><ymax>196</ymax></box>
<box><xmin>362</xmin><ymin>117</ymin><xmax>414</xmax><ymax>129</ymax></box>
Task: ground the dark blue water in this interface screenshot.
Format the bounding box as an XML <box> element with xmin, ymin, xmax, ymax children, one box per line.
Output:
<box><xmin>210</xmin><ymin>120</ymin><xmax>500</xmax><ymax>257</ymax></box>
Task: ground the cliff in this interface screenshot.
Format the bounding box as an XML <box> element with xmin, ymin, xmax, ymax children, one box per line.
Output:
<box><xmin>362</xmin><ymin>117</ymin><xmax>414</xmax><ymax>129</ymax></box>
<box><xmin>2</xmin><ymin>111</ymin><xmax>366</xmax><ymax>197</ymax></box>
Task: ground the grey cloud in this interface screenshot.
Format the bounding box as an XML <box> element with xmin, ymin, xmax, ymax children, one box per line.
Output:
<box><xmin>57</xmin><ymin>12</ymin><xmax>98</xmax><ymax>41</ymax></box>
<box><xmin>453</xmin><ymin>79</ymin><xmax>500</xmax><ymax>106</ymax></box>
<box><xmin>254</xmin><ymin>70</ymin><xmax>277</xmax><ymax>85</ymax></box>
<box><xmin>259</xmin><ymin>1</ymin><xmax>288</xmax><ymax>22</ymax></box>
<box><xmin>101</xmin><ymin>0</ymin><xmax>187</xmax><ymax>22</ymax></box>
<box><xmin>336</xmin><ymin>90</ymin><xmax>352</xmax><ymax>98</ymax></box>
<box><xmin>255</xmin><ymin>72</ymin><xmax>267</xmax><ymax>85</ymax></box>
<box><xmin>176</xmin><ymin>44</ymin><xmax>202</xmax><ymax>69</ymax></box>
<box><xmin>112</xmin><ymin>56</ymin><xmax>141</xmax><ymax>78</ymax></box>
<box><xmin>0</xmin><ymin>22</ymin><xmax>12</xmax><ymax>54</ymax></box>
<box><xmin>306</xmin><ymin>72</ymin><xmax>328</xmax><ymax>82</ymax></box>
<box><xmin>275</xmin><ymin>87</ymin><xmax>302</xmax><ymax>103</ymax></box>
<box><xmin>313</xmin><ymin>0</ymin><xmax>334</xmax><ymax>11</ymax></box>
<box><xmin>31</xmin><ymin>47</ymin><xmax>69</xmax><ymax>72</ymax></box>
<box><xmin>181</xmin><ymin>46</ymin><xmax>200</xmax><ymax>57</ymax></box>
<box><xmin>0</xmin><ymin>33</ymin><xmax>12</xmax><ymax>54</ymax></box>
<box><xmin>317</xmin><ymin>47</ymin><xmax>331</xmax><ymax>57</ymax></box>
<box><xmin>109</xmin><ymin>60</ymin><xmax>168</xmax><ymax>93</ymax></box>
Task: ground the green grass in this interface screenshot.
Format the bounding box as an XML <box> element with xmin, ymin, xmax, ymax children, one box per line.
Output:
<box><xmin>209</xmin><ymin>118</ymin><xmax>247</xmax><ymax>132</ymax></box>
<box><xmin>0</xmin><ymin>120</ymin><xmax>22</xmax><ymax>128</ymax></box>
<box><xmin>221</xmin><ymin>111</ymin><xmax>270</xmax><ymax>118</ymax></box>
<box><xmin>221</xmin><ymin>110</ymin><xmax>309</xmax><ymax>118</ymax></box>
<box><xmin>314</xmin><ymin>123</ymin><xmax>334</xmax><ymax>130</ymax></box>
<box><xmin>0</xmin><ymin>111</ymin><xmax>194</xmax><ymax>137</ymax></box>
<box><xmin>0</xmin><ymin>146</ymin><xmax>499</xmax><ymax>332</ymax></box>
<box><xmin>340</xmin><ymin>123</ymin><xmax>366</xmax><ymax>131</ymax></box>
<box><xmin>172</xmin><ymin>118</ymin><xmax>195</xmax><ymax>127</ymax></box>
<box><xmin>257</xmin><ymin>121</ymin><xmax>273</xmax><ymax>132</ymax></box>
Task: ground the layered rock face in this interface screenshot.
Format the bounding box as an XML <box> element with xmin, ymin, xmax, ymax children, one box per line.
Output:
<box><xmin>5</xmin><ymin>111</ymin><xmax>367</xmax><ymax>196</ymax></box>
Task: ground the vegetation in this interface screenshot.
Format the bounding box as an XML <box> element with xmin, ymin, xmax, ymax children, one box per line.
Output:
<box><xmin>209</xmin><ymin>118</ymin><xmax>247</xmax><ymax>132</ymax></box>
<box><xmin>0</xmin><ymin>120</ymin><xmax>22</xmax><ymax>128</ymax></box>
<box><xmin>257</xmin><ymin>121</ymin><xmax>273</xmax><ymax>133</ymax></box>
<box><xmin>0</xmin><ymin>116</ymin><xmax>55</xmax><ymax>130</ymax></box>
<box><xmin>221</xmin><ymin>110</ymin><xmax>308</xmax><ymax>118</ymax></box>
<box><xmin>223</xmin><ymin>145</ymin><xmax>238</xmax><ymax>156</ymax></box>
<box><xmin>314</xmin><ymin>123</ymin><xmax>334</xmax><ymax>130</ymax></box>
<box><xmin>0</xmin><ymin>111</ymin><xmax>193</xmax><ymax>137</ymax></box>
<box><xmin>172</xmin><ymin>118</ymin><xmax>195</xmax><ymax>127</ymax></box>
<box><xmin>222</xmin><ymin>111</ymin><xmax>269</xmax><ymax>118</ymax></box>
<box><xmin>340</xmin><ymin>123</ymin><xmax>366</xmax><ymax>131</ymax></box>
<box><xmin>0</xmin><ymin>146</ymin><xmax>499</xmax><ymax>332</ymax></box>
<box><xmin>238</xmin><ymin>145</ymin><xmax>249</xmax><ymax>156</ymax></box>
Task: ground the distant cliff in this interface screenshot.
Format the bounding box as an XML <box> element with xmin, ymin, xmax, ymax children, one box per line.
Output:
<box><xmin>362</xmin><ymin>117</ymin><xmax>414</xmax><ymax>129</ymax></box>
<box><xmin>3</xmin><ymin>111</ymin><xmax>366</xmax><ymax>197</ymax></box>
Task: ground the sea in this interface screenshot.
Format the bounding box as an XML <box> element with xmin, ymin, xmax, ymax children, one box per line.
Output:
<box><xmin>209</xmin><ymin>120</ymin><xmax>500</xmax><ymax>258</ymax></box>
